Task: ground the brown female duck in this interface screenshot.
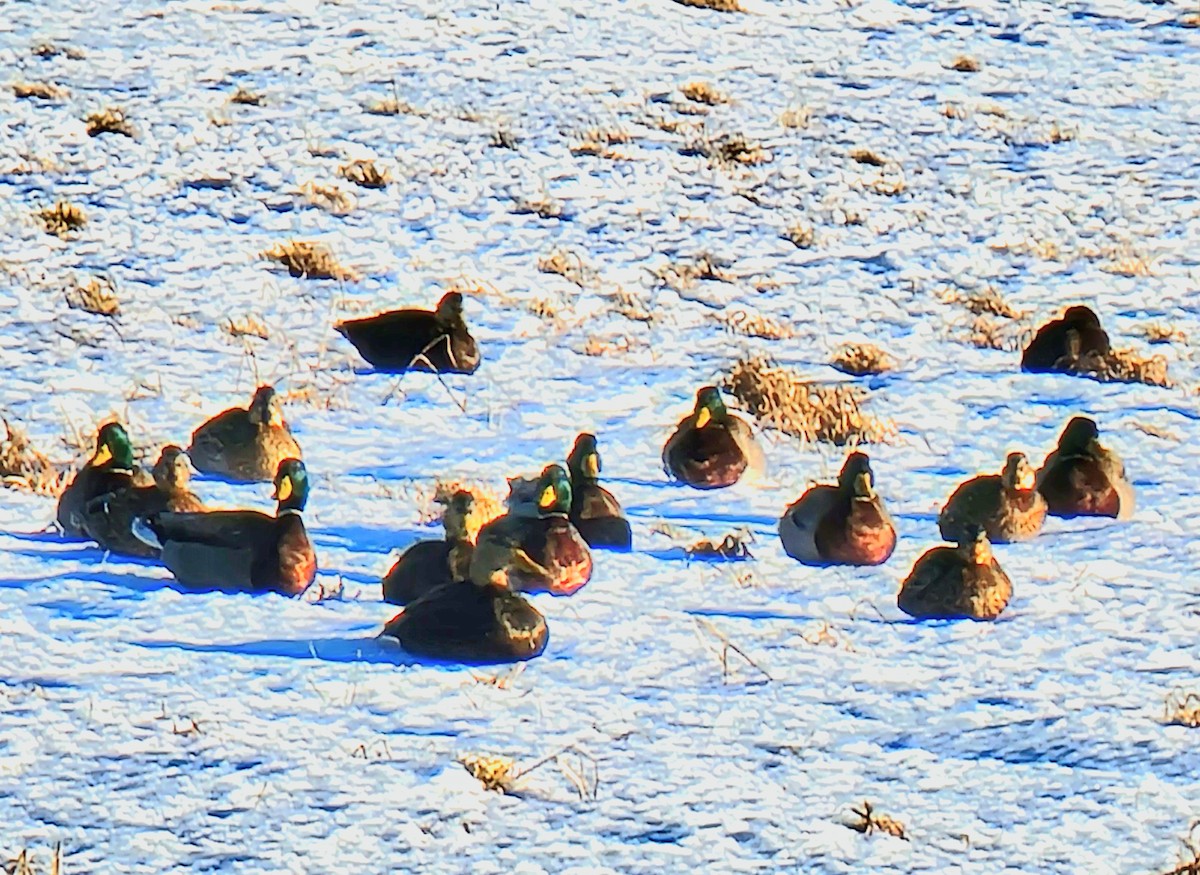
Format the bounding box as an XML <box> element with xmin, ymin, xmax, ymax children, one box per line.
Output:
<box><xmin>56</xmin><ymin>422</ymin><xmax>140</xmax><ymax>539</ymax></box>
<box><xmin>382</xmin><ymin>490</ymin><xmax>476</xmax><ymax>606</ymax></box>
<box><xmin>938</xmin><ymin>452</ymin><xmax>1046</xmax><ymax>544</ymax></box>
<box><xmin>188</xmin><ymin>385</ymin><xmax>302</xmax><ymax>482</ymax></box>
<box><xmin>1036</xmin><ymin>416</ymin><xmax>1134</xmax><ymax>519</ymax></box>
<box><xmin>1021</xmin><ymin>305</ymin><xmax>1110</xmax><ymax>373</ymax></box>
<box><xmin>662</xmin><ymin>386</ymin><xmax>764</xmax><ymax>489</ymax></box>
<box><xmin>132</xmin><ymin>458</ymin><xmax>315</xmax><ymax>596</ymax></box>
<box><xmin>335</xmin><ymin>291</ymin><xmax>480</xmax><ymax>374</ymax></box>
<box><xmin>897</xmin><ymin>528</ymin><xmax>1012</xmax><ymax>621</ymax></box>
<box><xmin>778</xmin><ymin>452</ymin><xmax>896</xmax><ymax>566</ymax></box>
<box><xmin>566</xmin><ymin>433</ymin><xmax>632</xmax><ymax>550</ymax></box>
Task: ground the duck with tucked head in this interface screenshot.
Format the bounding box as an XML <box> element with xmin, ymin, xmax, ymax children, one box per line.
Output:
<box><xmin>335</xmin><ymin>291</ymin><xmax>480</xmax><ymax>375</ymax></box>
<box><xmin>1036</xmin><ymin>416</ymin><xmax>1134</xmax><ymax>520</ymax></box>
<box><xmin>938</xmin><ymin>452</ymin><xmax>1046</xmax><ymax>544</ymax></box>
<box><xmin>897</xmin><ymin>527</ymin><xmax>1012</xmax><ymax>621</ymax></box>
<box><xmin>566</xmin><ymin>433</ymin><xmax>632</xmax><ymax>551</ymax></box>
<box><xmin>779</xmin><ymin>452</ymin><xmax>896</xmax><ymax>566</ymax></box>
<box><xmin>56</xmin><ymin>422</ymin><xmax>140</xmax><ymax>539</ymax></box>
<box><xmin>132</xmin><ymin>458</ymin><xmax>315</xmax><ymax>596</ymax></box>
<box><xmin>1020</xmin><ymin>305</ymin><xmax>1110</xmax><ymax>374</ymax></box>
<box><xmin>470</xmin><ymin>464</ymin><xmax>592</xmax><ymax>596</ymax></box>
<box><xmin>662</xmin><ymin>386</ymin><xmax>764</xmax><ymax>490</ymax></box>
<box><xmin>82</xmin><ymin>445</ymin><xmax>206</xmax><ymax>558</ymax></box>
<box><xmin>188</xmin><ymin>385</ymin><xmax>302</xmax><ymax>483</ymax></box>
<box><xmin>382</xmin><ymin>490</ymin><xmax>477</xmax><ymax>606</ymax></box>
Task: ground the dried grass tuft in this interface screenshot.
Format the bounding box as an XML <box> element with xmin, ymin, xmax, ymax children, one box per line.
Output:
<box><xmin>229</xmin><ymin>86</ymin><xmax>264</xmax><ymax>105</ymax></box>
<box><xmin>538</xmin><ymin>248</ymin><xmax>591</xmax><ymax>287</ymax></box>
<box><xmin>686</xmin><ymin>529</ymin><xmax>754</xmax><ymax>560</ymax></box>
<box><xmin>613</xmin><ymin>289</ymin><xmax>654</xmax><ymax>323</ymax></box>
<box><xmin>850</xmin><ymin>148</ymin><xmax>887</xmax><ymax>167</ymax></box>
<box><xmin>783</xmin><ymin>222</ymin><xmax>815</xmax><ymax>248</ymax></box>
<box><xmin>570</xmin><ymin>126</ymin><xmax>632</xmax><ymax>158</ymax></box>
<box><xmin>339</xmin><ymin>159</ymin><xmax>389</xmax><ymax>189</ymax></box>
<box><xmin>724</xmin><ymin>355</ymin><xmax>893</xmax><ymax>445</ymax></box>
<box><xmin>0</xmin><ymin>420</ymin><xmax>69</xmax><ymax>497</ymax></box>
<box><xmin>967</xmin><ymin>316</ymin><xmax>1033</xmax><ymax>352</ymax></box>
<box><xmin>422</xmin><ymin>479</ymin><xmax>504</xmax><ymax>541</ymax></box>
<box><xmin>460</xmin><ymin>754</ymin><xmax>519</xmax><ymax>792</ymax></box>
<box><xmin>716</xmin><ymin>309</ymin><xmax>794</xmax><ymax>340</ymax></box>
<box><xmin>681</xmin><ymin>81</ymin><xmax>728</xmax><ymax>105</ymax></box>
<box><xmin>954</xmin><ymin>286</ymin><xmax>1023</xmax><ymax>319</ymax></box>
<box><xmin>261</xmin><ymin>240</ymin><xmax>359</xmax><ymax>281</ymax></box>
<box><xmin>1061</xmin><ymin>347</ymin><xmax>1172</xmax><ymax>388</ymax></box>
<box><xmin>1143</xmin><ymin>323</ymin><xmax>1187</xmax><ymax>345</ymax></box>
<box><xmin>583</xmin><ymin>335</ymin><xmax>634</xmax><ymax>356</ymax></box>
<box><xmin>297</xmin><ymin>181</ymin><xmax>355</xmax><ymax>214</ymax></box>
<box><xmin>672</xmin><ymin>0</ymin><xmax>743</xmax><ymax>10</ymax></box>
<box><xmin>655</xmin><ymin>253</ymin><xmax>733</xmax><ymax>290</ymax></box>
<box><xmin>847</xmin><ymin>801</ymin><xmax>908</xmax><ymax>840</ymax></box>
<box><xmin>13</xmin><ymin>81</ymin><xmax>67</xmax><ymax>100</ymax></box>
<box><xmin>686</xmin><ymin>131</ymin><xmax>771</xmax><ymax>166</ymax></box>
<box><xmin>85</xmin><ymin>107</ymin><xmax>135</xmax><ymax>137</ymax></box>
<box><xmin>779</xmin><ymin>105</ymin><xmax>811</xmax><ymax>129</ymax></box>
<box><xmin>1164</xmin><ymin>690</ymin><xmax>1200</xmax><ymax>728</ymax></box>
<box><xmin>490</xmin><ymin>127</ymin><xmax>520</xmax><ymax>149</ymax></box>
<box><xmin>4</xmin><ymin>842</ymin><xmax>63</xmax><ymax>875</ymax></box>
<box><xmin>831</xmin><ymin>343</ymin><xmax>895</xmax><ymax>376</ymax></box>
<box><xmin>514</xmin><ymin>194</ymin><xmax>563</xmax><ymax>219</ymax></box>
<box><xmin>39</xmin><ymin>200</ymin><xmax>87</xmax><ymax>237</ymax></box>
<box><xmin>949</xmin><ymin>55</ymin><xmax>981</xmax><ymax>72</ymax></box>
<box><xmin>65</xmin><ymin>276</ymin><xmax>119</xmax><ymax>317</ymax></box>
<box><xmin>224</xmin><ymin>314</ymin><xmax>269</xmax><ymax>340</ymax></box>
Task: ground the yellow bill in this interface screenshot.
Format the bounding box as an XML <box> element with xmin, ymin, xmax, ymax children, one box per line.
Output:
<box><xmin>583</xmin><ymin>453</ymin><xmax>600</xmax><ymax>479</ymax></box>
<box><xmin>276</xmin><ymin>476</ymin><xmax>294</xmax><ymax>502</ymax></box>
<box><xmin>695</xmin><ymin>407</ymin><xmax>711</xmax><ymax>429</ymax></box>
<box><xmin>93</xmin><ymin>443</ymin><xmax>113</xmax><ymax>467</ymax></box>
<box><xmin>538</xmin><ymin>484</ymin><xmax>557</xmax><ymax>509</ymax></box>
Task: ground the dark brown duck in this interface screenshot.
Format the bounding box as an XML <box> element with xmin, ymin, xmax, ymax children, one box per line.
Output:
<box><xmin>335</xmin><ymin>291</ymin><xmax>480</xmax><ymax>374</ymax></box>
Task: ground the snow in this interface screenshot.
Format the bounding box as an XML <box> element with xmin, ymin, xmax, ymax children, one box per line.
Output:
<box><xmin>2</xmin><ymin>0</ymin><xmax>1199</xmax><ymax>871</ymax></box>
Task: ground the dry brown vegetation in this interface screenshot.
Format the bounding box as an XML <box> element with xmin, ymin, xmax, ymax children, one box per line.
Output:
<box><xmin>65</xmin><ymin>277</ymin><xmax>120</xmax><ymax>317</ymax></box>
<box><xmin>967</xmin><ymin>316</ymin><xmax>1033</xmax><ymax>352</ymax></box>
<box><xmin>724</xmin><ymin>356</ymin><xmax>894</xmax><ymax>445</ymax></box>
<box><xmin>490</xmin><ymin>127</ymin><xmax>520</xmax><ymax>149</ymax></box>
<box><xmin>229</xmin><ymin>86</ymin><xmax>264</xmax><ymax>105</ymax></box>
<box><xmin>39</xmin><ymin>201</ymin><xmax>87</xmax><ymax>237</ymax></box>
<box><xmin>1059</xmin><ymin>346</ymin><xmax>1172</xmax><ymax>388</ymax></box>
<box><xmin>846</xmin><ymin>801</ymin><xmax>908</xmax><ymax>840</ymax></box>
<box><xmin>32</xmin><ymin>42</ymin><xmax>84</xmax><ymax>59</ymax></box>
<box><xmin>779</xmin><ymin>105</ymin><xmax>811</xmax><ymax>129</ymax></box>
<box><xmin>1164</xmin><ymin>690</ymin><xmax>1200</xmax><ymax>728</ymax></box>
<box><xmin>681</xmin><ymin>81</ymin><xmax>728</xmax><ymax>105</ymax></box>
<box><xmin>783</xmin><ymin>222</ymin><xmax>815</xmax><ymax>248</ymax></box>
<box><xmin>0</xmin><ymin>420</ymin><xmax>69</xmax><ymax>497</ymax></box>
<box><xmin>716</xmin><ymin>309</ymin><xmax>794</xmax><ymax>340</ymax></box>
<box><xmin>13</xmin><ymin>81</ymin><xmax>67</xmax><ymax>100</ymax></box>
<box><xmin>460</xmin><ymin>754</ymin><xmax>519</xmax><ymax>792</ymax></box>
<box><xmin>655</xmin><ymin>253</ymin><xmax>733</xmax><ymax>290</ymax></box>
<box><xmin>261</xmin><ymin>240</ymin><xmax>359</xmax><ymax>281</ymax></box>
<box><xmin>954</xmin><ymin>286</ymin><xmax>1024</xmax><ymax>319</ymax></box>
<box><xmin>949</xmin><ymin>55</ymin><xmax>981</xmax><ymax>72</ymax></box>
<box><xmin>86</xmin><ymin>107</ymin><xmax>135</xmax><ymax>137</ymax></box>
<box><xmin>686</xmin><ymin>131</ymin><xmax>771</xmax><ymax>166</ymax></box>
<box><xmin>297</xmin><ymin>181</ymin><xmax>355</xmax><ymax>214</ymax></box>
<box><xmin>224</xmin><ymin>314</ymin><xmax>270</xmax><ymax>340</ymax></box>
<box><xmin>537</xmin><ymin>248</ymin><xmax>591</xmax><ymax>287</ymax></box>
<box><xmin>1143</xmin><ymin>323</ymin><xmax>1187</xmax><ymax>345</ymax></box>
<box><xmin>831</xmin><ymin>343</ymin><xmax>895</xmax><ymax>376</ymax></box>
<box><xmin>570</xmin><ymin>126</ymin><xmax>633</xmax><ymax>158</ymax></box>
<box><xmin>339</xmin><ymin>159</ymin><xmax>389</xmax><ymax>189</ymax></box>
<box><xmin>672</xmin><ymin>0</ymin><xmax>743</xmax><ymax>10</ymax></box>
<box><xmin>514</xmin><ymin>194</ymin><xmax>564</xmax><ymax>219</ymax></box>
<box><xmin>3</xmin><ymin>843</ymin><xmax>63</xmax><ymax>875</ymax></box>
<box><xmin>849</xmin><ymin>148</ymin><xmax>887</xmax><ymax>167</ymax></box>
<box><xmin>413</xmin><ymin>479</ymin><xmax>505</xmax><ymax>540</ymax></box>
<box><xmin>685</xmin><ymin>529</ymin><xmax>754</xmax><ymax>560</ymax></box>
<box><xmin>612</xmin><ymin>289</ymin><xmax>654</xmax><ymax>323</ymax></box>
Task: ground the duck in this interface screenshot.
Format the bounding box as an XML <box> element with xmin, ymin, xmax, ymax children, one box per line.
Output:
<box><xmin>470</xmin><ymin>464</ymin><xmax>592</xmax><ymax>596</ymax></box>
<box><xmin>380</xmin><ymin>575</ymin><xmax>548</xmax><ymax>663</ymax></box>
<box><xmin>662</xmin><ymin>386</ymin><xmax>764</xmax><ymax>489</ymax></box>
<box><xmin>335</xmin><ymin>291</ymin><xmax>481</xmax><ymax>375</ymax></box>
<box><xmin>1021</xmin><ymin>305</ymin><xmax>1111</xmax><ymax>374</ymax></box>
<box><xmin>778</xmin><ymin>452</ymin><xmax>896</xmax><ymax>566</ymax></box>
<box><xmin>565</xmin><ymin>433</ymin><xmax>632</xmax><ymax>550</ymax></box>
<box><xmin>897</xmin><ymin>527</ymin><xmax>1012</xmax><ymax>621</ymax></box>
<box><xmin>381</xmin><ymin>490</ymin><xmax>476</xmax><ymax>606</ymax></box>
<box><xmin>1036</xmin><ymin>416</ymin><xmax>1135</xmax><ymax>519</ymax></box>
<box><xmin>131</xmin><ymin>458</ymin><xmax>315</xmax><ymax>596</ymax></box>
<box><xmin>81</xmin><ymin>445</ymin><xmax>205</xmax><ymax>558</ymax></box>
<box><xmin>938</xmin><ymin>452</ymin><xmax>1046</xmax><ymax>544</ymax></box>
<box><xmin>56</xmin><ymin>422</ymin><xmax>140</xmax><ymax>538</ymax></box>
<box><xmin>188</xmin><ymin>385</ymin><xmax>302</xmax><ymax>483</ymax></box>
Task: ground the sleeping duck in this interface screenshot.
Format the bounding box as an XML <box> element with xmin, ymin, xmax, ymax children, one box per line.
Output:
<box><xmin>56</xmin><ymin>422</ymin><xmax>140</xmax><ymax>539</ymax></box>
<box><xmin>1020</xmin><ymin>305</ymin><xmax>1110</xmax><ymax>374</ymax></box>
<box><xmin>382</xmin><ymin>490</ymin><xmax>476</xmax><ymax>606</ymax></box>
<box><xmin>662</xmin><ymin>386</ymin><xmax>764</xmax><ymax>489</ymax></box>
<box><xmin>566</xmin><ymin>433</ymin><xmax>632</xmax><ymax>550</ymax></box>
<box><xmin>335</xmin><ymin>291</ymin><xmax>480</xmax><ymax>375</ymax></box>
<box><xmin>897</xmin><ymin>527</ymin><xmax>1012</xmax><ymax>621</ymax></box>
<box><xmin>188</xmin><ymin>385</ymin><xmax>302</xmax><ymax>483</ymax></box>
<box><xmin>470</xmin><ymin>464</ymin><xmax>592</xmax><ymax>596</ymax></box>
<box><xmin>938</xmin><ymin>452</ymin><xmax>1046</xmax><ymax>544</ymax></box>
<box><xmin>779</xmin><ymin>452</ymin><xmax>896</xmax><ymax>566</ymax></box>
<box><xmin>82</xmin><ymin>445</ymin><xmax>205</xmax><ymax>558</ymax></box>
<box><xmin>1036</xmin><ymin>416</ymin><xmax>1135</xmax><ymax>519</ymax></box>
<box><xmin>380</xmin><ymin>574</ymin><xmax>548</xmax><ymax>663</ymax></box>
<box><xmin>132</xmin><ymin>458</ymin><xmax>315</xmax><ymax>596</ymax></box>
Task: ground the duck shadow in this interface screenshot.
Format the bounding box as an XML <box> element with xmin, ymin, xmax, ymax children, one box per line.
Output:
<box><xmin>645</xmin><ymin>547</ymin><xmax>754</xmax><ymax>564</ymax></box>
<box><xmin>311</xmin><ymin>524</ymin><xmax>423</xmax><ymax>556</ymax></box>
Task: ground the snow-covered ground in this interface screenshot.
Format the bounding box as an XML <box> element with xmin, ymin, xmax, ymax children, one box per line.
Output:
<box><xmin>2</xmin><ymin>0</ymin><xmax>1199</xmax><ymax>871</ymax></box>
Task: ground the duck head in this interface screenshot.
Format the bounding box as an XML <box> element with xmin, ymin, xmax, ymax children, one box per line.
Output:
<box><xmin>692</xmin><ymin>386</ymin><xmax>727</xmax><ymax>430</ymax></box>
<box><xmin>1001</xmin><ymin>452</ymin><xmax>1036</xmax><ymax>492</ymax></box>
<box><xmin>838</xmin><ymin>452</ymin><xmax>875</xmax><ymax>498</ymax></box>
<box><xmin>958</xmin><ymin>526</ymin><xmax>993</xmax><ymax>565</ymax></box>
<box><xmin>1058</xmin><ymin>416</ymin><xmax>1100</xmax><ymax>454</ymax></box>
<box><xmin>443</xmin><ymin>490</ymin><xmax>475</xmax><ymax>541</ymax></box>
<box><xmin>152</xmin><ymin>445</ymin><xmax>193</xmax><ymax>491</ymax></box>
<box><xmin>249</xmin><ymin>385</ymin><xmax>285</xmax><ymax>429</ymax></box>
<box><xmin>1063</xmin><ymin>305</ymin><xmax>1100</xmax><ymax>326</ymax></box>
<box><xmin>568</xmin><ymin>433</ymin><xmax>602</xmax><ymax>481</ymax></box>
<box><xmin>435</xmin><ymin>292</ymin><xmax>466</xmax><ymax>326</ymax></box>
<box><xmin>93</xmin><ymin>422</ymin><xmax>134</xmax><ymax>471</ymax></box>
<box><xmin>535</xmin><ymin>464</ymin><xmax>572</xmax><ymax>517</ymax></box>
<box><xmin>272</xmin><ymin>458</ymin><xmax>309</xmax><ymax>512</ymax></box>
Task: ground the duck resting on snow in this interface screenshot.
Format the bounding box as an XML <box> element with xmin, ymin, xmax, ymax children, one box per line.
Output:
<box><xmin>1036</xmin><ymin>416</ymin><xmax>1134</xmax><ymax>520</ymax></box>
<box><xmin>938</xmin><ymin>452</ymin><xmax>1046</xmax><ymax>544</ymax></box>
<box><xmin>897</xmin><ymin>527</ymin><xmax>1012</xmax><ymax>621</ymax></box>
<box><xmin>662</xmin><ymin>386</ymin><xmax>764</xmax><ymax>490</ymax></box>
<box><xmin>335</xmin><ymin>291</ymin><xmax>480</xmax><ymax>375</ymax></box>
<box><xmin>188</xmin><ymin>385</ymin><xmax>303</xmax><ymax>483</ymax></box>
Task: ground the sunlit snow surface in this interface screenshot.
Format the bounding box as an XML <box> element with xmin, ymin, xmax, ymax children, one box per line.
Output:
<box><xmin>1</xmin><ymin>0</ymin><xmax>1199</xmax><ymax>871</ymax></box>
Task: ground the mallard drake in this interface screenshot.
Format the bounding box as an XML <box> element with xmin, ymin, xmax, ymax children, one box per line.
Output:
<box><xmin>897</xmin><ymin>528</ymin><xmax>1012</xmax><ymax>620</ymax></box>
<box><xmin>188</xmin><ymin>385</ymin><xmax>302</xmax><ymax>483</ymax></box>
<box><xmin>56</xmin><ymin>422</ymin><xmax>140</xmax><ymax>538</ymax></box>
<box><xmin>1036</xmin><ymin>416</ymin><xmax>1135</xmax><ymax>519</ymax></box>
<box><xmin>662</xmin><ymin>386</ymin><xmax>764</xmax><ymax>490</ymax></box>
<box><xmin>779</xmin><ymin>452</ymin><xmax>896</xmax><ymax>566</ymax></box>
<box><xmin>132</xmin><ymin>458</ymin><xmax>315</xmax><ymax>596</ymax></box>
<box><xmin>1021</xmin><ymin>305</ymin><xmax>1110</xmax><ymax>373</ymax></box>
<box><xmin>381</xmin><ymin>490</ymin><xmax>476</xmax><ymax>606</ymax></box>
<box><xmin>470</xmin><ymin>464</ymin><xmax>592</xmax><ymax>596</ymax></box>
<box><xmin>938</xmin><ymin>452</ymin><xmax>1046</xmax><ymax>544</ymax></box>
<box><xmin>81</xmin><ymin>445</ymin><xmax>205</xmax><ymax>558</ymax></box>
<box><xmin>381</xmin><ymin>578</ymin><xmax>547</xmax><ymax>663</ymax></box>
<box><xmin>335</xmin><ymin>291</ymin><xmax>480</xmax><ymax>375</ymax></box>
<box><xmin>566</xmin><ymin>433</ymin><xmax>632</xmax><ymax>550</ymax></box>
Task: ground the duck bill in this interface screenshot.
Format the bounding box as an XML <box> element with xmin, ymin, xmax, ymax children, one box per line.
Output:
<box><xmin>583</xmin><ymin>453</ymin><xmax>600</xmax><ymax>479</ymax></box>
<box><xmin>538</xmin><ymin>485</ymin><xmax>557</xmax><ymax>511</ymax></box>
<box><xmin>275</xmin><ymin>477</ymin><xmax>294</xmax><ymax>502</ymax></box>
<box><xmin>93</xmin><ymin>443</ymin><xmax>113</xmax><ymax>467</ymax></box>
<box><xmin>695</xmin><ymin>407</ymin><xmax>712</xmax><ymax>429</ymax></box>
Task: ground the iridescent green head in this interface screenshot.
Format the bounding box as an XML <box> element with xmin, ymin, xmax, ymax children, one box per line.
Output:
<box><xmin>693</xmin><ymin>386</ymin><xmax>727</xmax><ymax>429</ymax></box>
<box><xmin>535</xmin><ymin>464</ymin><xmax>572</xmax><ymax>517</ymax></box>
<box><xmin>273</xmin><ymin>458</ymin><xmax>309</xmax><ymax>512</ymax></box>
<box><xmin>93</xmin><ymin>422</ymin><xmax>134</xmax><ymax>471</ymax></box>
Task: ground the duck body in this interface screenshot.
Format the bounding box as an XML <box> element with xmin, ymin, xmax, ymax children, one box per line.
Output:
<box><xmin>567</xmin><ymin>433</ymin><xmax>632</xmax><ymax>551</ymax></box>
<box><xmin>662</xmin><ymin>387</ymin><xmax>763</xmax><ymax>490</ymax></box>
<box><xmin>1036</xmin><ymin>417</ymin><xmax>1134</xmax><ymax>519</ymax></box>
<box><xmin>780</xmin><ymin>455</ymin><xmax>896</xmax><ymax>567</ymax></box>
<box><xmin>382</xmin><ymin>490</ymin><xmax>478</xmax><ymax>606</ymax></box>
<box><xmin>188</xmin><ymin>386</ymin><xmax>302</xmax><ymax>483</ymax></box>
<box><xmin>335</xmin><ymin>292</ymin><xmax>480</xmax><ymax>374</ymax></box>
<box><xmin>381</xmin><ymin>581</ymin><xmax>547</xmax><ymax>663</ymax></box>
<box><xmin>938</xmin><ymin>453</ymin><xmax>1046</xmax><ymax>544</ymax></box>
<box><xmin>1021</xmin><ymin>306</ymin><xmax>1111</xmax><ymax>373</ymax></box>
<box><xmin>56</xmin><ymin>423</ymin><xmax>139</xmax><ymax>539</ymax></box>
<box><xmin>897</xmin><ymin>533</ymin><xmax>1012</xmax><ymax>621</ymax></box>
